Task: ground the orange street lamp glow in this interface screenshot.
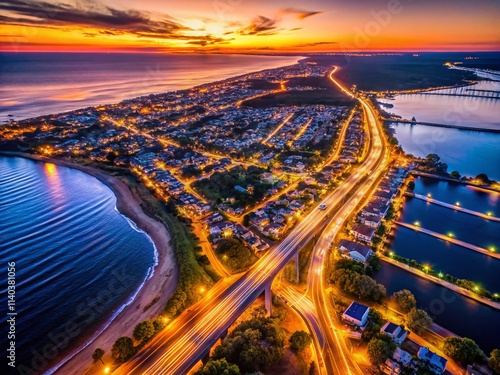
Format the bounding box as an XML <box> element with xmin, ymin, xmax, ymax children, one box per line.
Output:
<box><xmin>104</xmin><ymin>367</ymin><xmax>110</xmax><ymax>374</ymax></box>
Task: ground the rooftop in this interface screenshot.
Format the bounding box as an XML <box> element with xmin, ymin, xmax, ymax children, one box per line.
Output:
<box><xmin>343</xmin><ymin>301</ymin><xmax>370</xmax><ymax>321</ymax></box>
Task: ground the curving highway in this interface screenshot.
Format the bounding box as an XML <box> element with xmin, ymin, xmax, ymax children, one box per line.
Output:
<box><xmin>113</xmin><ymin>67</ymin><xmax>389</xmax><ymax>375</ymax></box>
<box><xmin>289</xmin><ymin>67</ymin><xmax>391</xmax><ymax>375</ymax></box>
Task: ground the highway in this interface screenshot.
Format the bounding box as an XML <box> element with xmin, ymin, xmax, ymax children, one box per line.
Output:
<box><xmin>293</xmin><ymin>69</ymin><xmax>390</xmax><ymax>375</ymax></box>
<box><xmin>113</xmin><ymin>68</ymin><xmax>389</xmax><ymax>375</ymax></box>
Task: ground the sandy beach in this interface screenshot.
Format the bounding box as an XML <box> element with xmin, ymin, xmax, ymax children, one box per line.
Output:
<box><xmin>0</xmin><ymin>152</ymin><xmax>178</xmax><ymax>375</ymax></box>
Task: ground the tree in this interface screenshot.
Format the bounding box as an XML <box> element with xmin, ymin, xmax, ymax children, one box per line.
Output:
<box><xmin>164</xmin><ymin>290</ymin><xmax>187</xmax><ymax>318</ymax></box>
<box><xmin>111</xmin><ymin>337</ymin><xmax>136</xmax><ymax>365</ymax></box>
<box><xmin>392</xmin><ymin>289</ymin><xmax>417</xmax><ymax>313</ymax></box>
<box><xmin>309</xmin><ymin>361</ymin><xmax>317</xmax><ymax>375</ymax></box>
<box><xmin>289</xmin><ymin>330</ymin><xmax>312</xmax><ymax>352</ymax></box>
<box><xmin>449</xmin><ymin>170</ymin><xmax>461</xmax><ymax>179</ymax></box>
<box><xmin>442</xmin><ymin>337</ymin><xmax>485</xmax><ymax>366</ymax></box>
<box><xmin>92</xmin><ymin>348</ymin><xmax>105</xmax><ymax>365</ymax></box>
<box><xmin>407</xmin><ymin>308</ymin><xmax>432</xmax><ymax>333</ymax></box>
<box><xmin>367</xmin><ymin>338</ymin><xmax>393</xmax><ymax>365</ymax></box>
<box><xmin>133</xmin><ymin>320</ymin><xmax>155</xmax><ymax>344</ymax></box>
<box><xmin>212</xmin><ymin>317</ymin><xmax>285</xmax><ymax>373</ymax></box>
<box><xmin>489</xmin><ymin>349</ymin><xmax>500</xmax><ymax>374</ymax></box>
<box><xmin>194</xmin><ymin>358</ymin><xmax>240</xmax><ymax>375</ymax></box>
<box><xmin>153</xmin><ymin>317</ymin><xmax>167</xmax><ymax>333</ymax></box>
<box><xmin>243</xmin><ymin>214</ymin><xmax>250</xmax><ymax>227</ymax></box>
<box><xmin>475</xmin><ymin>173</ymin><xmax>490</xmax><ymax>184</ymax></box>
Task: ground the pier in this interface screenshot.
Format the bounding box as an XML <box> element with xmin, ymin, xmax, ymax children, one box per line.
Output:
<box><xmin>395</xmin><ymin>221</ymin><xmax>500</xmax><ymax>259</ymax></box>
<box><xmin>388</xmin><ymin>119</ymin><xmax>500</xmax><ymax>133</ymax></box>
<box><xmin>381</xmin><ymin>255</ymin><xmax>500</xmax><ymax>310</ymax></box>
<box><xmin>405</xmin><ymin>192</ymin><xmax>499</xmax><ymax>222</ymax></box>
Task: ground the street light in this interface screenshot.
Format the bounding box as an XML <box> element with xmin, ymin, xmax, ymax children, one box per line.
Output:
<box><xmin>455</xmin><ymin>202</ymin><xmax>460</xmax><ymax>207</ymax></box>
<box><xmin>104</xmin><ymin>367</ymin><xmax>110</xmax><ymax>374</ymax></box>
<box><xmin>427</xmin><ymin>193</ymin><xmax>432</xmax><ymax>198</ymax></box>
<box><xmin>447</xmin><ymin>232</ymin><xmax>454</xmax><ymax>238</ymax></box>
<box><xmin>438</xmin><ymin>272</ymin><xmax>443</xmax><ymax>278</ymax></box>
<box><xmin>414</xmin><ymin>221</ymin><xmax>420</xmax><ymax>227</ymax></box>
<box><xmin>490</xmin><ymin>247</ymin><xmax>496</xmax><ymax>252</ymax></box>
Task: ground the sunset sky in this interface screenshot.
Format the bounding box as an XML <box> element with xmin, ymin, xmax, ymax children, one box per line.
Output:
<box><xmin>1</xmin><ymin>0</ymin><xmax>499</xmax><ymax>53</ymax></box>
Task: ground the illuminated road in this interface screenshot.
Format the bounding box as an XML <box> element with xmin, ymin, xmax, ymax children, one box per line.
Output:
<box><xmin>113</xmin><ymin>68</ymin><xmax>388</xmax><ymax>375</ymax></box>
<box><xmin>290</xmin><ymin>67</ymin><xmax>390</xmax><ymax>375</ymax></box>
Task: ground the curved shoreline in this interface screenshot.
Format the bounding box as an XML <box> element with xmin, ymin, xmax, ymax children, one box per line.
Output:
<box><xmin>0</xmin><ymin>151</ymin><xmax>178</xmax><ymax>375</ymax></box>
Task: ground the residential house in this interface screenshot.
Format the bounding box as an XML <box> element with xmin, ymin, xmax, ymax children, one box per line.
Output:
<box><xmin>383</xmin><ymin>359</ymin><xmax>402</xmax><ymax>375</ymax></box>
<box><xmin>338</xmin><ymin>240</ymin><xmax>373</xmax><ymax>264</ymax></box>
<box><xmin>418</xmin><ymin>347</ymin><xmax>447</xmax><ymax>375</ymax></box>
<box><xmin>380</xmin><ymin>322</ymin><xmax>408</xmax><ymax>345</ymax></box>
<box><xmin>351</xmin><ymin>223</ymin><xmax>376</xmax><ymax>243</ymax></box>
<box><xmin>342</xmin><ymin>301</ymin><xmax>370</xmax><ymax>327</ymax></box>
<box><xmin>393</xmin><ymin>347</ymin><xmax>412</xmax><ymax>367</ymax></box>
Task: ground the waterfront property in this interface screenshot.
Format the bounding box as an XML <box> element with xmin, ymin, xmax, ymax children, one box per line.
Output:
<box><xmin>338</xmin><ymin>239</ymin><xmax>373</xmax><ymax>264</ymax></box>
<box><xmin>380</xmin><ymin>321</ymin><xmax>408</xmax><ymax>345</ymax></box>
<box><xmin>342</xmin><ymin>301</ymin><xmax>370</xmax><ymax>327</ymax></box>
<box><xmin>417</xmin><ymin>347</ymin><xmax>448</xmax><ymax>375</ymax></box>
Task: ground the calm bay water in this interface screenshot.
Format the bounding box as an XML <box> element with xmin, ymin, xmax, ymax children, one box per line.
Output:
<box><xmin>379</xmin><ymin>80</ymin><xmax>500</xmax><ymax>180</ymax></box>
<box><xmin>379</xmin><ymin>177</ymin><xmax>500</xmax><ymax>353</ymax></box>
<box><xmin>375</xmin><ymin>262</ymin><xmax>500</xmax><ymax>354</ymax></box>
<box><xmin>0</xmin><ymin>156</ymin><xmax>155</xmax><ymax>372</ymax></box>
<box><xmin>0</xmin><ymin>53</ymin><xmax>299</xmax><ymax>122</ymax></box>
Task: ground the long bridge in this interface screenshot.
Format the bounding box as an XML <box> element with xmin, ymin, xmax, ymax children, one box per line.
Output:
<box><xmin>419</xmin><ymin>85</ymin><xmax>500</xmax><ymax>99</ymax></box>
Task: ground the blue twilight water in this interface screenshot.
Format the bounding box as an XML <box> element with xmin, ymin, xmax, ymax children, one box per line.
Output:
<box><xmin>379</xmin><ymin>79</ymin><xmax>500</xmax><ymax>180</ymax></box>
<box><xmin>379</xmin><ymin>177</ymin><xmax>500</xmax><ymax>353</ymax></box>
<box><xmin>0</xmin><ymin>53</ymin><xmax>299</xmax><ymax>122</ymax></box>
<box><xmin>412</xmin><ymin>176</ymin><xmax>499</xmax><ymax>217</ymax></box>
<box><xmin>375</xmin><ymin>262</ymin><xmax>500</xmax><ymax>354</ymax></box>
<box><xmin>0</xmin><ymin>156</ymin><xmax>155</xmax><ymax>372</ymax></box>
<box><xmin>399</xmin><ymin>198</ymin><xmax>500</xmax><ymax>250</ymax></box>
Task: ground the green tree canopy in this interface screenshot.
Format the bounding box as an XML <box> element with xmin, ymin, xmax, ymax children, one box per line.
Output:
<box><xmin>392</xmin><ymin>289</ymin><xmax>417</xmax><ymax>313</ymax></box>
<box><xmin>92</xmin><ymin>348</ymin><xmax>105</xmax><ymax>364</ymax></box>
<box><xmin>194</xmin><ymin>358</ymin><xmax>240</xmax><ymax>375</ymax></box>
<box><xmin>216</xmin><ymin>238</ymin><xmax>256</xmax><ymax>271</ymax></box>
<box><xmin>489</xmin><ymin>349</ymin><xmax>500</xmax><ymax>374</ymax></box>
<box><xmin>367</xmin><ymin>337</ymin><xmax>395</xmax><ymax>366</ymax></box>
<box><xmin>407</xmin><ymin>308</ymin><xmax>432</xmax><ymax>333</ymax></box>
<box><xmin>289</xmin><ymin>330</ymin><xmax>312</xmax><ymax>352</ymax></box>
<box><xmin>111</xmin><ymin>337</ymin><xmax>136</xmax><ymax>365</ymax></box>
<box><xmin>133</xmin><ymin>320</ymin><xmax>155</xmax><ymax>344</ymax></box>
<box><xmin>442</xmin><ymin>337</ymin><xmax>485</xmax><ymax>366</ymax></box>
<box><xmin>212</xmin><ymin>317</ymin><xmax>285</xmax><ymax>373</ymax></box>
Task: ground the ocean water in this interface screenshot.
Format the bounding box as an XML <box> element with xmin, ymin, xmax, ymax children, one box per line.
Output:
<box><xmin>0</xmin><ymin>53</ymin><xmax>299</xmax><ymax>122</ymax></box>
<box><xmin>0</xmin><ymin>156</ymin><xmax>156</xmax><ymax>373</ymax></box>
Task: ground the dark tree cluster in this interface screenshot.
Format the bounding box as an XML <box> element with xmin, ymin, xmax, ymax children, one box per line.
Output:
<box><xmin>209</xmin><ymin>317</ymin><xmax>286</xmax><ymax>373</ymax></box>
<box><xmin>330</xmin><ymin>259</ymin><xmax>386</xmax><ymax>301</ymax></box>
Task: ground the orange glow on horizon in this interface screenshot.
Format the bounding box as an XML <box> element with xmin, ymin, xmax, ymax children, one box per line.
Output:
<box><xmin>0</xmin><ymin>1</ymin><xmax>498</xmax><ymax>53</ymax></box>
